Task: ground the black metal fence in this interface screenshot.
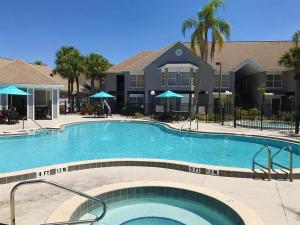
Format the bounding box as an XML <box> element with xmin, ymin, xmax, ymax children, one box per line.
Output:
<box><xmin>59</xmin><ymin>98</ymin><xmax>299</xmax><ymax>133</ymax></box>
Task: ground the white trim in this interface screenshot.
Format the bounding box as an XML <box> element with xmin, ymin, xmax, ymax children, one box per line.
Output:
<box><xmin>266</xmin><ymin>71</ymin><xmax>283</xmax><ymax>75</ymax></box>
<box><xmin>27</xmin><ymin>88</ymin><xmax>29</xmax><ymax>118</ymax></box>
<box><xmin>0</xmin><ymin>83</ymin><xmax>64</xmax><ymax>89</ymax></box>
<box><xmin>234</xmin><ymin>59</ymin><xmax>262</xmax><ymax>72</ymax></box>
<box><xmin>129</xmin><ymin>70</ymin><xmax>144</xmax><ymax>75</ymax></box>
<box><xmin>51</xmin><ymin>89</ymin><xmax>53</xmax><ymax>120</ymax></box>
<box><xmin>57</xmin><ymin>90</ymin><xmax>59</xmax><ymax>119</ymax></box>
<box><xmin>158</xmin><ymin>63</ymin><xmax>199</xmax><ymax>71</ymax></box>
<box><xmin>33</xmin><ymin>89</ymin><xmax>35</xmax><ymax>120</ymax></box>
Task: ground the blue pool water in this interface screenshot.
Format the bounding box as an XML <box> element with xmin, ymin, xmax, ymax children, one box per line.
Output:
<box><xmin>121</xmin><ymin>217</ymin><xmax>185</xmax><ymax>225</ymax></box>
<box><xmin>87</xmin><ymin>195</ymin><xmax>238</xmax><ymax>225</ymax></box>
<box><xmin>0</xmin><ymin>121</ymin><xmax>299</xmax><ymax>173</ymax></box>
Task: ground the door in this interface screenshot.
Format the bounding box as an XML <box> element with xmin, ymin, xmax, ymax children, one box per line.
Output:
<box><xmin>272</xmin><ymin>98</ymin><xmax>280</xmax><ymax>114</ymax></box>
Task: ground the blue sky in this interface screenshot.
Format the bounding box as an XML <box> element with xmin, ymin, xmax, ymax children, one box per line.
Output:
<box><xmin>0</xmin><ymin>0</ymin><xmax>299</xmax><ymax>68</ymax></box>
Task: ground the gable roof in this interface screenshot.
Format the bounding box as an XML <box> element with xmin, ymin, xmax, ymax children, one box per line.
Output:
<box><xmin>106</xmin><ymin>45</ymin><xmax>172</xmax><ymax>73</ymax></box>
<box><xmin>0</xmin><ymin>59</ymin><xmax>62</xmax><ymax>86</ymax></box>
<box><xmin>183</xmin><ymin>41</ymin><xmax>294</xmax><ymax>71</ymax></box>
<box><xmin>0</xmin><ymin>57</ymin><xmax>13</xmax><ymax>68</ymax></box>
<box><xmin>106</xmin><ymin>41</ymin><xmax>294</xmax><ymax>74</ymax></box>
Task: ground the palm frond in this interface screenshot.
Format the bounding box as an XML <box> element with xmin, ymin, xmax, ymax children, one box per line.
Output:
<box><xmin>181</xmin><ymin>17</ymin><xmax>197</xmax><ymax>37</ymax></box>
<box><xmin>292</xmin><ymin>30</ymin><xmax>300</xmax><ymax>47</ymax></box>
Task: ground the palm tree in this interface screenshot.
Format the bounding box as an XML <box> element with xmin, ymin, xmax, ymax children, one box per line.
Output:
<box><xmin>182</xmin><ymin>0</ymin><xmax>231</xmax><ymax>108</ymax></box>
<box><xmin>54</xmin><ymin>46</ymin><xmax>85</xmax><ymax>112</ymax></box>
<box><xmin>279</xmin><ymin>30</ymin><xmax>300</xmax><ymax>114</ymax></box>
<box><xmin>292</xmin><ymin>30</ymin><xmax>300</xmax><ymax>47</ymax></box>
<box><xmin>85</xmin><ymin>53</ymin><xmax>112</xmax><ymax>91</ymax></box>
<box><xmin>182</xmin><ymin>0</ymin><xmax>231</xmax><ymax>62</ymax></box>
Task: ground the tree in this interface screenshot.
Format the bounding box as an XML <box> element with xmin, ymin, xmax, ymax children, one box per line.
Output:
<box><xmin>182</xmin><ymin>0</ymin><xmax>231</xmax><ymax>108</ymax></box>
<box><xmin>33</xmin><ymin>60</ymin><xmax>47</xmax><ymax>66</ymax></box>
<box><xmin>182</xmin><ymin>0</ymin><xmax>231</xmax><ymax>62</ymax></box>
<box><xmin>85</xmin><ymin>53</ymin><xmax>112</xmax><ymax>91</ymax></box>
<box><xmin>54</xmin><ymin>46</ymin><xmax>85</xmax><ymax>112</ymax></box>
<box><xmin>279</xmin><ymin>30</ymin><xmax>300</xmax><ymax>116</ymax></box>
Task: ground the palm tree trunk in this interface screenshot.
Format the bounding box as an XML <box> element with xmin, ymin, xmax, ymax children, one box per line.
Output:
<box><xmin>204</xmin><ymin>29</ymin><xmax>209</xmax><ymax>62</ymax></box>
<box><xmin>98</xmin><ymin>76</ymin><xmax>103</xmax><ymax>91</ymax></box>
<box><xmin>193</xmin><ymin>70</ymin><xmax>200</xmax><ymax>113</ymax></box>
<box><xmin>76</xmin><ymin>76</ymin><xmax>80</xmax><ymax>111</ymax></box>
<box><xmin>91</xmin><ymin>77</ymin><xmax>95</xmax><ymax>91</ymax></box>
<box><xmin>70</xmin><ymin>79</ymin><xmax>74</xmax><ymax>112</ymax></box>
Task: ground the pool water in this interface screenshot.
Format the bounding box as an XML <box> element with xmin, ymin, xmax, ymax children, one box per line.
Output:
<box><xmin>121</xmin><ymin>217</ymin><xmax>185</xmax><ymax>225</ymax></box>
<box><xmin>86</xmin><ymin>196</ymin><xmax>237</xmax><ymax>225</ymax></box>
<box><xmin>0</xmin><ymin>121</ymin><xmax>299</xmax><ymax>172</ymax></box>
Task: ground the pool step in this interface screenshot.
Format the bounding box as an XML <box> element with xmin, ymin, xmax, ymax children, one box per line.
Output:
<box><xmin>252</xmin><ymin>168</ymin><xmax>271</xmax><ymax>180</ymax></box>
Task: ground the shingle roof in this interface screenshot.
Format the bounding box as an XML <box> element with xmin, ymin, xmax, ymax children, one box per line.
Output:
<box><xmin>0</xmin><ymin>57</ymin><xmax>13</xmax><ymax>68</ymax></box>
<box><xmin>184</xmin><ymin>41</ymin><xmax>294</xmax><ymax>71</ymax></box>
<box><xmin>107</xmin><ymin>41</ymin><xmax>294</xmax><ymax>73</ymax></box>
<box><xmin>107</xmin><ymin>45</ymin><xmax>172</xmax><ymax>73</ymax></box>
<box><xmin>0</xmin><ymin>59</ymin><xmax>61</xmax><ymax>86</ymax></box>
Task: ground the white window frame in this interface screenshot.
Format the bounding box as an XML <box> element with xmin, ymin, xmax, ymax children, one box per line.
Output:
<box><xmin>128</xmin><ymin>94</ymin><xmax>144</xmax><ymax>105</ymax></box>
<box><xmin>129</xmin><ymin>75</ymin><xmax>144</xmax><ymax>88</ymax></box>
<box><xmin>213</xmin><ymin>74</ymin><xmax>229</xmax><ymax>88</ymax></box>
<box><xmin>161</xmin><ymin>71</ymin><xmax>191</xmax><ymax>87</ymax></box>
<box><xmin>266</xmin><ymin>74</ymin><xmax>282</xmax><ymax>88</ymax></box>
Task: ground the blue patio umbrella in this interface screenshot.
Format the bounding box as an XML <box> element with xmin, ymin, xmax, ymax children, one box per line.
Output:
<box><xmin>155</xmin><ymin>90</ymin><xmax>183</xmax><ymax>98</ymax></box>
<box><xmin>0</xmin><ymin>85</ymin><xmax>30</xmax><ymax>109</ymax></box>
<box><xmin>90</xmin><ymin>91</ymin><xmax>114</xmax><ymax>98</ymax></box>
<box><xmin>155</xmin><ymin>90</ymin><xmax>183</xmax><ymax>112</ymax></box>
<box><xmin>0</xmin><ymin>85</ymin><xmax>30</xmax><ymax>96</ymax></box>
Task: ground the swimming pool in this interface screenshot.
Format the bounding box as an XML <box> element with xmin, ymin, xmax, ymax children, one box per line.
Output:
<box><xmin>0</xmin><ymin>121</ymin><xmax>299</xmax><ymax>173</ymax></box>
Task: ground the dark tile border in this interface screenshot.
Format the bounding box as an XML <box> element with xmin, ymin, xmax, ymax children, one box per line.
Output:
<box><xmin>1</xmin><ymin>159</ymin><xmax>299</xmax><ymax>185</ymax></box>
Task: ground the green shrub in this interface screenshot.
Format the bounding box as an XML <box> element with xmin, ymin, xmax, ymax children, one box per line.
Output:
<box><xmin>134</xmin><ymin>112</ymin><xmax>143</xmax><ymax>119</ymax></box>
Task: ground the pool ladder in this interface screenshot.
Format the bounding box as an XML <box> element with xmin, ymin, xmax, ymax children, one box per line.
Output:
<box><xmin>252</xmin><ymin>145</ymin><xmax>293</xmax><ymax>181</ymax></box>
<box><xmin>22</xmin><ymin>117</ymin><xmax>50</xmax><ymax>134</ymax></box>
<box><xmin>10</xmin><ymin>179</ymin><xmax>107</xmax><ymax>225</ymax></box>
<box><xmin>180</xmin><ymin>118</ymin><xmax>199</xmax><ymax>131</ymax></box>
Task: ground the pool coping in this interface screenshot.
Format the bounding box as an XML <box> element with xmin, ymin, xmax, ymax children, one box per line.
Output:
<box><xmin>46</xmin><ymin>181</ymin><xmax>266</xmax><ymax>225</ymax></box>
<box><xmin>1</xmin><ymin>119</ymin><xmax>300</xmax><ymax>184</ymax></box>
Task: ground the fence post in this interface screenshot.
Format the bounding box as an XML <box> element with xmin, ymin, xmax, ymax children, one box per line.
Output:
<box><xmin>234</xmin><ymin>106</ymin><xmax>237</xmax><ymax>128</ymax></box>
<box><xmin>260</xmin><ymin>104</ymin><xmax>263</xmax><ymax>131</ymax></box>
<box><xmin>295</xmin><ymin>114</ymin><xmax>299</xmax><ymax>134</ymax></box>
<box><xmin>221</xmin><ymin>105</ymin><xmax>224</xmax><ymax>126</ymax></box>
<box><xmin>64</xmin><ymin>100</ymin><xmax>67</xmax><ymax>115</ymax></box>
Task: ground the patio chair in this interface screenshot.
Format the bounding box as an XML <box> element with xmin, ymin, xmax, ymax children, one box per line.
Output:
<box><xmin>0</xmin><ymin>110</ymin><xmax>5</xmax><ymax>124</ymax></box>
<box><xmin>8</xmin><ymin>109</ymin><xmax>19</xmax><ymax>124</ymax></box>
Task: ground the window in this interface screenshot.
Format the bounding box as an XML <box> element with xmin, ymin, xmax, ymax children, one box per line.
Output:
<box><xmin>129</xmin><ymin>75</ymin><xmax>144</xmax><ymax>88</ymax></box>
<box><xmin>128</xmin><ymin>94</ymin><xmax>144</xmax><ymax>105</ymax></box>
<box><xmin>161</xmin><ymin>71</ymin><xmax>191</xmax><ymax>87</ymax></box>
<box><xmin>213</xmin><ymin>74</ymin><xmax>229</xmax><ymax>88</ymax></box>
<box><xmin>266</xmin><ymin>75</ymin><xmax>282</xmax><ymax>88</ymax></box>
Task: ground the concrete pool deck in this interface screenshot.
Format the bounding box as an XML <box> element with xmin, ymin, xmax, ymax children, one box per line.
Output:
<box><xmin>0</xmin><ymin>167</ymin><xmax>299</xmax><ymax>225</ymax></box>
<box><xmin>0</xmin><ymin>115</ymin><xmax>300</xmax><ymax>224</ymax></box>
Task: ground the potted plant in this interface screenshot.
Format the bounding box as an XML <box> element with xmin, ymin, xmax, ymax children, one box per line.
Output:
<box><xmin>87</xmin><ymin>105</ymin><xmax>94</xmax><ymax>115</ymax></box>
<box><xmin>80</xmin><ymin>108</ymin><xmax>87</xmax><ymax>115</ymax></box>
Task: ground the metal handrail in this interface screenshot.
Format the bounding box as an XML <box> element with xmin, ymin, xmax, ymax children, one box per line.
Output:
<box><xmin>271</xmin><ymin>145</ymin><xmax>293</xmax><ymax>182</ymax></box>
<box><xmin>10</xmin><ymin>179</ymin><xmax>107</xmax><ymax>225</ymax></box>
<box><xmin>252</xmin><ymin>145</ymin><xmax>272</xmax><ymax>181</ymax></box>
<box><xmin>22</xmin><ymin>117</ymin><xmax>43</xmax><ymax>129</ymax></box>
<box><xmin>180</xmin><ymin>117</ymin><xmax>191</xmax><ymax>131</ymax></box>
<box><xmin>190</xmin><ymin>119</ymin><xmax>199</xmax><ymax>131</ymax></box>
